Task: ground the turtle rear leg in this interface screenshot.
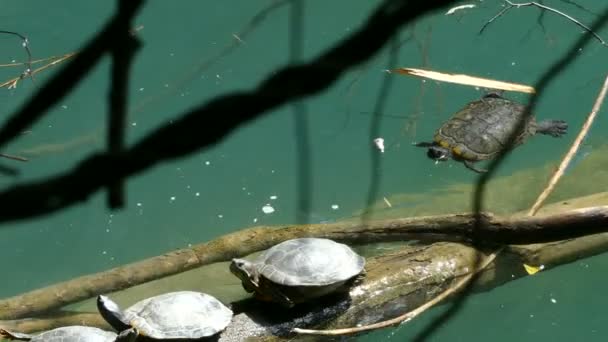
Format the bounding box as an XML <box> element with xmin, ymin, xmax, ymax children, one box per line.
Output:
<box><xmin>0</xmin><ymin>329</ymin><xmax>33</xmax><ymax>341</ymax></box>
<box><xmin>464</xmin><ymin>160</ymin><xmax>487</xmax><ymax>173</ymax></box>
<box><xmin>537</xmin><ymin>120</ymin><xmax>568</xmax><ymax>137</ymax></box>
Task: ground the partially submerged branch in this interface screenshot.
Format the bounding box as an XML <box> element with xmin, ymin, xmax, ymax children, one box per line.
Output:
<box><xmin>530</xmin><ymin>74</ymin><xmax>608</xmax><ymax>215</ymax></box>
<box><xmin>4</xmin><ymin>231</ymin><xmax>608</xmax><ymax>339</ymax></box>
<box><xmin>1</xmin><ymin>204</ymin><xmax>608</xmax><ymax>320</ymax></box>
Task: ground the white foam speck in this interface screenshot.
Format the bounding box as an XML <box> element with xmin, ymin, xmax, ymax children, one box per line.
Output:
<box><xmin>262</xmin><ymin>204</ymin><xmax>275</xmax><ymax>214</ymax></box>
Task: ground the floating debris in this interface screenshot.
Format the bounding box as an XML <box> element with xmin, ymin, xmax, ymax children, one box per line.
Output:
<box><xmin>383</xmin><ymin>197</ymin><xmax>393</xmax><ymax>208</ymax></box>
<box><xmin>262</xmin><ymin>204</ymin><xmax>275</xmax><ymax>214</ymax></box>
<box><xmin>523</xmin><ymin>263</ymin><xmax>545</xmax><ymax>275</ymax></box>
<box><xmin>373</xmin><ymin>137</ymin><xmax>385</xmax><ymax>153</ymax></box>
<box><xmin>445</xmin><ymin>4</ymin><xmax>476</xmax><ymax>15</ymax></box>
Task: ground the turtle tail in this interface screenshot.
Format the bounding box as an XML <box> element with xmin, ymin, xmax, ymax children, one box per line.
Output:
<box><xmin>537</xmin><ymin>120</ymin><xmax>568</xmax><ymax>138</ymax></box>
<box><xmin>97</xmin><ymin>295</ymin><xmax>132</xmax><ymax>332</ymax></box>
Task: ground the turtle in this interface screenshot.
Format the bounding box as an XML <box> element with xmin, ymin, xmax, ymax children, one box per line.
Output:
<box><xmin>229</xmin><ymin>237</ymin><xmax>366</xmax><ymax>308</ymax></box>
<box><xmin>0</xmin><ymin>325</ymin><xmax>137</xmax><ymax>342</ymax></box>
<box><xmin>96</xmin><ymin>291</ymin><xmax>233</xmax><ymax>340</ymax></box>
<box><xmin>414</xmin><ymin>92</ymin><xmax>568</xmax><ymax>173</ymax></box>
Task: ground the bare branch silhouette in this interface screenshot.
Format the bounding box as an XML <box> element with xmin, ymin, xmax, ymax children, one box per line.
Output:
<box><xmin>0</xmin><ymin>0</ymin><xmax>146</xmax><ymax>152</ymax></box>
<box><xmin>106</xmin><ymin>1</ymin><xmax>142</xmax><ymax>208</ymax></box>
<box><xmin>289</xmin><ymin>0</ymin><xmax>312</xmax><ymax>224</ymax></box>
<box><xmin>0</xmin><ymin>0</ymin><xmax>459</xmax><ymax>224</ymax></box>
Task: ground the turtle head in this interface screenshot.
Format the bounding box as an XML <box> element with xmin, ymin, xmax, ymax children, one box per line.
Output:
<box><xmin>230</xmin><ymin>258</ymin><xmax>259</xmax><ymax>290</ymax></box>
<box><xmin>426</xmin><ymin>145</ymin><xmax>452</xmax><ymax>163</ymax></box>
<box><xmin>97</xmin><ymin>295</ymin><xmax>132</xmax><ymax>332</ymax></box>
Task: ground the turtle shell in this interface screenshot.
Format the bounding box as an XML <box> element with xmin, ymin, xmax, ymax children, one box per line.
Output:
<box><xmin>434</xmin><ymin>95</ymin><xmax>537</xmax><ymax>161</ymax></box>
<box><xmin>2</xmin><ymin>326</ymin><xmax>119</xmax><ymax>342</ymax></box>
<box><xmin>123</xmin><ymin>291</ymin><xmax>232</xmax><ymax>339</ymax></box>
<box><xmin>254</xmin><ymin>238</ymin><xmax>365</xmax><ymax>286</ymax></box>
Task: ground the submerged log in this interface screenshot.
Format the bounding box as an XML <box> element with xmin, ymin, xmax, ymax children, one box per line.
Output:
<box><xmin>1</xmin><ymin>205</ymin><xmax>608</xmax><ymax>320</ymax></box>
<box><xmin>3</xmin><ymin>228</ymin><xmax>608</xmax><ymax>340</ymax></box>
<box><xmin>0</xmin><ymin>242</ymin><xmax>484</xmax><ymax>339</ymax></box>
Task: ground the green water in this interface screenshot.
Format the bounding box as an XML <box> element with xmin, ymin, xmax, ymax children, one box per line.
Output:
<box><xmin>0</xmin><ymin>0</ymin><xmax>607</xmax><ymax>340</ymax></box>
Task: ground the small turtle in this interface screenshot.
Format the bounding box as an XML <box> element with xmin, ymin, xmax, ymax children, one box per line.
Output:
<box><xmin>230</xmin><ymin>237</ymin><xmax>366</xmax><ymax>308</ymax></box>
<box><xmin>0</xmin><ymin>326</ymin><xmax>137</xmax><ymax>342</ymax></box>
<box><xmin>414</xmin><ymin>92</ymin><xmax>568</xmax><ymax>173</ymax></box>
<box><xmin>97</xmin><ymin>291</ymin><xmax>233</xmax><ymax>340</ymax></box>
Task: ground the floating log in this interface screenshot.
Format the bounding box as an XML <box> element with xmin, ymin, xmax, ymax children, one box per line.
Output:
<box><xmin>3</xmin><ymin>229</ymin><xmax>608</xmax><ymax>340</ymax></box>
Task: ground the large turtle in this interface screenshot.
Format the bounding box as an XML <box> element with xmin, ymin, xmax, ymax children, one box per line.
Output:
<box><xmin>414</xmin><ymin>92</ymin><xmax>568</xmax><ymax>173</ymax></box>
<box><xmin>0</xmin><ymin>326</ymin><xmax>137</xmax><ymax>342</ymax></box>
<box><xmin>96</xmin><ymin>291</ymin><xmax>233</xmax><ymax>340</ymax></box>
<box><xmin>229</xmin><ymin>237</ymin><xmax>366</xmax><ymax>308</ymax></box>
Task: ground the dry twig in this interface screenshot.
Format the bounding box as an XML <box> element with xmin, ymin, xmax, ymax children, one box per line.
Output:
<box><xmin>0</xmin><ymin>53</ymin><xmax>76</xmax><ymax>89</ymax></box>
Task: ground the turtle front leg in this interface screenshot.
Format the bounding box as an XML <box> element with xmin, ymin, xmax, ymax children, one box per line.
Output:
<box><xmin>464</xmin><ymin>160</ymin><xmax>487</xmax><ymax>173</ymax></box>
<box><xmin>257</xmin><ymin>283</ymin><xmax>295</xmax><ymax>308</ymax></box>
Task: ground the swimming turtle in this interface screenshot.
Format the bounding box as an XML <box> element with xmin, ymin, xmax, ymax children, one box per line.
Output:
<box><xmin>230</xmin><ymin>237</ymin><xmax>366</xmax><ymax>308</ymax></box>
<box><xmin>96</xmin><ymin>291</ymin><xmax>233</xmax><ymax>340</ymax></box>
<box><xmin>414</xmin><ymin>92</ymin><xmax>568</xmax><ymax>173</ymax></box>
<box><xmin>0</xmin><ymin>326</ymin><xmax>137</xmax><ymax>342</ymax></box>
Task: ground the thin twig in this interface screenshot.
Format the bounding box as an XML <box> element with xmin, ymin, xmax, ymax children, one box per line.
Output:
<box><xmin>480</xmin><ymin>0</ymin><xmax>607</xmax><ymax>46</ymax></box>
<box><xmin>0</xmin><ymin>153</ymin><xmax>27</xmax><ymax>162</ymax></box>
<box><xmin>293</xmin><ymin>248</ymin><xmax>502</xmax><ymax>336</ymax></box>
<box><xmin>558</xmin><ymin>0</ymin><xmax>599</xmax><ymax>17</ymax></box>
<box><xmin>0</xmin><ymin>55</ymin><xmax>64</xmax><ymax>68</ymax></box>
<box><xmin>529</xmin><ymin>74</ymin><xmax>608</xmax><ymax>216</ymax></box>
<box><xmin>0</xmin><ymin>30</ymin><xmax>34</xmax><ymax>84</ymax></box>
<box><xmin>0</xmin><ymin>53</ymin><xmax>76</xmax><ymax>89</ymax></box>
<box><xmin>479</xmin><ymin>6</ymin><xmax>512</xmax><ymax>34</ymax></box>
